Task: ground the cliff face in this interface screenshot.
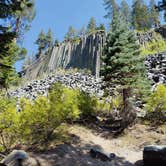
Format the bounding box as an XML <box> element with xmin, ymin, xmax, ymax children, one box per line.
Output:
<box><xmin>24</xmin><ymin>28</ymin><xmax>166</xmax><ymax>80</ymax></box>
<box><xmin>24</xmin><ymin>31</ymin><xmax>105</xmax><ymax>79</ymax></box>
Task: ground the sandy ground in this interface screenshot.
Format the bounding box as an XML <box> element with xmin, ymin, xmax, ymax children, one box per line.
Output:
<box><xmin>28</xmin><ymin>124</ymin><xmax>165</xmax><ymax>166</ymax></box>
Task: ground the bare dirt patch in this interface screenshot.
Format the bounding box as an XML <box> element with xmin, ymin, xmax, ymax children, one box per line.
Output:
<box><xmin>27</xmin><ymin>123</ymin><xmax>166</xmax><ymax>166</ymax></box>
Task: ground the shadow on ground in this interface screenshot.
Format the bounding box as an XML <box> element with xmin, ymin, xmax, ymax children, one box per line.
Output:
<box><xmin>32</xmin><ymin>135</ymin><xmax>143</xmax><ymax>166</ymax></box>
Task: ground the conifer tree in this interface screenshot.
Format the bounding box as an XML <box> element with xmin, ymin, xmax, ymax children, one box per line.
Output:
<box><xmin>101</xmin><ymin>10</ymin><xmax>150</xmax><ymax>121</ymax></box>
<box><xmin>0</xmin><ymin>1</ymin><xmax>35</xmax><ymax>89</ymax></box>
<box><xmin>120</xmin><ymin>0</ymin><xmax>131</xmax><ymax>27</ymax></box>
<box><xmin>14</xmin><ymin>0</ymin><xmax>36</xmax><ymax>35</ymax></box>
<box><xmin>35</xmin><ymin>30</ymin><xmax>47</xmax><ymax>58</ymax></box>
<box><xmin>46</xmin><ymin>29</ymin><xmax>53</xmax><ymax>48</ymax></box>
<box><xmin>65</xmin><ymin>26</ymin><xmax>77</xmax><ymax>41</ymax></box>
<box><xmin>87</xmin><ymin>17</ymin><xmax>97</xmax><ymax>33</ymax></box>
<box><xmin>132</xmin><ymin>0</ymin><xmax>151</xmax><ymax>30</ymax></box>
<box><xmin>97</xmin><ymin>24</ymin><xmax>106</xmax><ymax>31</ymax></box>
<box><xmin>79</xmin><ymin>26</ymin><xmax>86</xmax><ymax>37</ymax></box>
<box><xmin>103</xmin><ymin>0</ymin><xmax>119</xmax><ymax>19</ymax></box>
<box><xmin>149</xmin><ymin>0</ymin><xmax>160</xmax><ymax>28</ymax></box>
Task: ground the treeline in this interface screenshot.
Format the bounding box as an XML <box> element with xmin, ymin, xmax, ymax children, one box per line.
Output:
<box><xmin>104</xmin><ymin>0</ymin><xmax>159</xmax><ymax>30</ymax></box>
<box><xmin>34</xmin><ymin>17</ymin><xmax>105</xmax><ymax>59</ymax></box>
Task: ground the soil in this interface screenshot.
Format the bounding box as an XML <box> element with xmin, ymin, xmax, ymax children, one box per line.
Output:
<box><xmin>28</xmin><ymin>123</ymin><xmax>166</xmax><ymax>166</ymax></box>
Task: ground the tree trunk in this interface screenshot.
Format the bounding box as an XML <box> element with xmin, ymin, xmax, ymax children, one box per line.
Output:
<box><xmin>122</xmin><ymin>88</ymin><xmax>131</xmax><ymax>112</ymax></box>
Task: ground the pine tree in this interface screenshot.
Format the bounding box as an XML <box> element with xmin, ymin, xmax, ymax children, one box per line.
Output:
<box><xmin>101</xmin><ymin>11</ymin><xmax>150</xmax><ymax>121</ymax></box>
<box><xmin>97</xmin><ymin>24</ymin><xmax>106</xmax><ymax>31</ymax></box>
<box><xmin>132</xmin><ymin>0</ymin><xmax>151</xmax><ymax>30</ymax></box>
<box><xmin>65</xmin><ymin>26</ymin><xmax>77</xmax><ymax>41</ymax></box>
<box><xmin>79</xmin><ymin>26</ymin><xmax>86</xmax><ymax>37</ymax></box>
<box><xmin>35</xmin><ymin>30</ymin><xmax>47</xmax><ymax>58</ymax></box>
<box><xmin>149</xmin><ymin>0</ymin><xmax>160</xmax><ymax>28</ymax></box>
<box><xmin>0</xmin><ymin>1</ymin><xmax>35</xmax><ymax>90</ymax></box>
<box><xmin>14</xmin><ymin>0</ymin><xmax>36</xmax><ymax>35</ymax></box>
<box><xmin>103</xmin><ymin>0</ymin><xmax>119</xmax><ymax>19</ymax></box>
<box><xmin>120</xmin><ymin>0</ymin><xmax>131</xmax><ymax>27</ymax></box>
<box><xmin>87</xmin><ymin>17</ymin><xmax>97</xmax><ymax>33</ymax></box>
<box><xmin>46</xmin><ymin>29</ymin><xmax>53</xmax><ymax>48</ymax></box>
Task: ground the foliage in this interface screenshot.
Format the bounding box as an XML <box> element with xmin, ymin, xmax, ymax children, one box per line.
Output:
<box><xmin>78</xmin><ymin>91</ymin><xmax>98</xmax><ymax>118</ymax></box>
<box><xmin>103</xmin><ymin>0</ymin><xmax>119</xmax><ymax>19</ymax></box>
<box><xmin>96</xmin><ymin>24</ymin><xmax>106</xmax><ymax>31</ymax></box>
<box><xmin>19</xmin><ymin>83</ymin><xmax>80</xmax><ymax>145</ymax></box>
<box><xmin>149</xmin><ymin>0</ymin><xmax>160</xmax><ymax>28</ymax></box>
<box><xmin>65</xmin><ymin>26</ymin><xmax>77</xmax><ymax>41</ymax></box>
<box><xmin>120</xmin><ymin>0</ymin><xmax>131</xmax><ymax>27</ymax></box>
<box><xmin>141</xmin><ymin>39</ymin><xmax>166</xmax><ymax>55</ymax></box>
<box><xmin>0</xmin><ymin>0</ymin><xmax>35</xmax><ymax>89</ymax></box>
<box><xmin>146</xmin><ymin>84</ymin><xmax>166</xmax><ymax>123</ymax></box>
<box><xmin>87</xmin><ymin>17</ymin><xmax>97</xmax><ymax>34</ymax></box>
<box><xmin>13</xmin><ymin>0</ymin><xmax>36</xmax><ymax>35</ymax></box>
<box><xmin>132</xmin><ymin>0</ymin><xmax>151</xmax><ymax>30</ymax></box>
<box><xmin>0</xmin><ymin>96</ymin><xmax>18</xmax><ymax>152</ymax></box>
<box><xmin>101</xmin><ymin>11</ymin><xmax>148</xmax><ymax>92</ymax></box>
<box><xmin>146</xmin><ymin>84</ymin><xmax>166</xmax><ymax>113</ymax></box>
<box><xmin>49</xmin><ymin>83</ymin><xmax>80</xmax><ymax>122</ymax></box>
<box><xmin>35</xmin><ymin>29</ymin><xmax>53</xmax><ymax>58</ymax></box>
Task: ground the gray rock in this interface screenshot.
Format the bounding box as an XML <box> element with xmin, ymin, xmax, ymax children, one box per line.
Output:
<box><xmin>1</xmin><ymin>150</ymin><xmax>28</xmax><ymax>166</ymax></box>
<box><xmin>143</xmin><ymin>145</ymin><xmax>166</xmax><ymax>166</ymax></box>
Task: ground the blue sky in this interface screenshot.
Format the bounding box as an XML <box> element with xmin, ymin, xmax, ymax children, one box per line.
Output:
<box><xmin>16</xmin><ymin>0</ymin><xmax>160</xmax><ymax>71</ymax></box>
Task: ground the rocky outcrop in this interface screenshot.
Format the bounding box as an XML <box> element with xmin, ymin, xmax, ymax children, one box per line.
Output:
<box><xmin>10</xmin><ymin>72</ymin><xmax>104</xmax><ymax>100</ymax></box>
<box><xmin>143</xmin><ymin>145</ymin><xmax>166</xmax><ymax>166</ymax></box>
<box><xmin>145</xmin><ymin>53</ymin><xmax>166</xmax><ymax>85</ymax></box>
<box><xmin>24</xmin><ymin>31</ymin><xmax>105</xmax><ymax>80</ymax></box>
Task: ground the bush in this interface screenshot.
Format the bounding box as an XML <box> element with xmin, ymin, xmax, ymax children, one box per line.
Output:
<box><xmin>0</xmin><ymin>83</ymin><xmax>101</xmax><ymax>150</ymax></box>
<box><xmin>0</xmin><ymin>97</ymin><xmax>18</xmax><ymax>152</ymax></box>
<box><xmin>49</xmin><ymin>83</ymin><xmax>80</xmax><ymax>122</ymax></box>
<box><xmin>77</xmin><ymin>91</ymin><xmax>99</xmax><ymax>119</ymax></box>
<box><xmin>146</xmin><ymin>84</ymin><xmax>166</xmax><ymax>123</ymax></box>
<box><xmin>19</xmin><ymin>83</ymin><xmax>81</xmax><ymax>145</ymax></box>
<box><xmin>141</xmin><ymin>39</ymin><xmax>166</xmax><ymax>55</ymax></box>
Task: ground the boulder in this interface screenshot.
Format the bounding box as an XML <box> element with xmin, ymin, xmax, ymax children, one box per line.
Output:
<box><xmin>0</xmin><ymin>150</ymin><xmax>28</xmax><ymax>166</ymax></box>
<box><xmin>143</xmin><ymin>145</ymin><xmax>166</xmax><ymax>166</ymax></box>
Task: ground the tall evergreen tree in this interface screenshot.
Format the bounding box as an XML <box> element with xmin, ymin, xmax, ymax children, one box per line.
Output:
<box><xmin>35</xmin><ymin>30</ymin><xmax>47</xmax><ymax>58</ymax></box>
<box><xmin>120</xmin><ymin>0</ymin><xmax>131</xmax><ymax>27</ymax></box>
<box><xmin>65</xmin><ymin>26</ymin><xmax>77</xmax><ymax>40</ymax></box>
<box><xmin>87</xmin><ymin>17</ymin><xmax>97</xmax><ymax>33</ymax></box>
<box><xmin>101</xmin><ymin>11</ymin><xmax>150</xmax><ymax>123</ymax></box>
<box><xmin>46</xmin><ymin>29</ymin><xmax>53</xmax><ymax>48</ymax></box>
<box><xmin>14</xmin><ymin>0</ymin><xmax>36</xmax><ymax>35</ymax></box>
<box><xmin>132</xmin><ymin>0</ymin><xmax>151</xmax><ymax>30</ymax></box>
<box><xmin>103</xmin><ymin>0</ymin><xmax>119</xmax><ymax>19</ymax></box>
<box><xmin>149</xmin><ymin>0</ymin><xmax>160</xmax><ymax>28</ymax></box>
<box><xmin>97</xmin><ymin>24</ymin><xmax>106</xmax><ymax>31</ymax></box>
<box><xmin>79</xmin><ymin>26</ymin><xmax>86</xmax><ymax>37</ymax></box>
<box><xmin>0</xmin><ymin>0</ymin><xmax>35</xmax><ymax>90</ymax></box>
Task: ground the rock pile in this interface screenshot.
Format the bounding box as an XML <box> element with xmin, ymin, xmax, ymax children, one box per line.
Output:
<box><xmin>10</xmin><ymin>73</ymin><xmax>104</xmax><ymax>100</ymax></box>
<box><xmin>145</xmin><ymin>53</ymin><xmax>166</xmax><ymax>85</ymax></box>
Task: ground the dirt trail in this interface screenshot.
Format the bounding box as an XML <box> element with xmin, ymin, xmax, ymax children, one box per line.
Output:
<box><xmin>31</xmin><ymin>124</ymin><xmax>166</xmax><ymax>166</ymax></box>
<box><xmin>69</xmin><ymin>125</ymin><xmax>142</xmax><ymax>165</ymax></box>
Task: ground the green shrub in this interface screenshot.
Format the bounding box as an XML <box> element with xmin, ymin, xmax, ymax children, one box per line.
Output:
<box><xmin>141</xmin><ymin>39</ymin><xmax>166</xmax><ymax>55</ymax></box>
<box><xmin>77</xmin><ymin>91</ymin><xmax>98</xmax><ymax>118</ymax></box>
<box><xmin>146</xmin><ymin>84</ymin><xmax>166</xmax><ymax>123</ymax></box>
<box><xmin>0</xmin><ymin>83</ymin><xmax>102</xmax><ymax>150</ymax></box>
<box><xmin>0</xmin><ymin>97</ymin><xmax>18</xmax><ymax>152</ymax></box>
<box><xmin>19</xmin><ymin>83</ymin><xmax>81</xmax><ymax>145</ymax></box>
<box><xmin>49</xmin><ymin>83</ymin><xmax>80</xmax><ymax>121</ymax></box>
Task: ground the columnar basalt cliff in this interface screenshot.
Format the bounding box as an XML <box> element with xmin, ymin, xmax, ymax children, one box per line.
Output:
<box><xmin>24</xmin><ymin>31</ymin><xmax>105</xmax><ymax>79</ymax></box>
<box><xmin>22</xmin><ymin>29</ymin><xmax>166</xmax><ymax>87</ymax></box>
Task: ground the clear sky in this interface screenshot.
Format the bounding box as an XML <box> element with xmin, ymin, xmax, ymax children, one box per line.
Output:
<box><xmin>15</xmin><ymin>0</ymin><xmax>160</xmax><ymax>71</ymax></box>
